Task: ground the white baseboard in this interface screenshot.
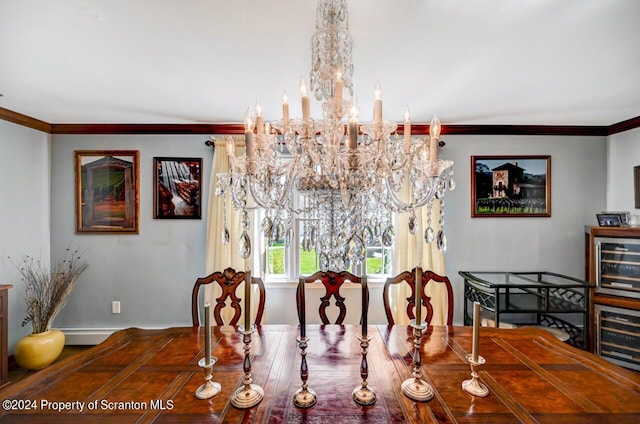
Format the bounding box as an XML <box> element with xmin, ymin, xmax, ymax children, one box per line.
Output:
<box><xmin>59</xmin><ymin>324</ymin><xmax>190</xmax><ymax>345</ymax></box>
<box><xmin>59</xmin><ymin>328</ymin><xmax>118</xmax><ymax>345</ymax></box>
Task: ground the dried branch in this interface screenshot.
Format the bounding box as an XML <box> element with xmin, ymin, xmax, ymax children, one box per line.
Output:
<box><xmin>10</xmin><ymin>248</ymin><xmax>88</xmax><ymax>334</ymax></box>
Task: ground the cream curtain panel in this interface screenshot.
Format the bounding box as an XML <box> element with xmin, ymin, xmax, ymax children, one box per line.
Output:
<box><xmin>389</xmin><ymin>198</ymin><xmax>449</xmax><ymax>326</ymax></box>
<box><xmin>204</xmin><ymin>136</ymin><xmax>261</xmax><ymax>325</ymax></box>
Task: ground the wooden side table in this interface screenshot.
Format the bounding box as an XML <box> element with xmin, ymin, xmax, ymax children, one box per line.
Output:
<box><xmin>0</xmin><ymin>285</ymin><xmax>13</xmax><ymax>386</ymax></box>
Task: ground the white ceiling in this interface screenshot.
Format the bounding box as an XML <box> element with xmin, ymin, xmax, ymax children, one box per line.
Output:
<box><xmin>1</xmin><ymin>0</ymin><xmax>639</xmax><ymax>126</ymax></box>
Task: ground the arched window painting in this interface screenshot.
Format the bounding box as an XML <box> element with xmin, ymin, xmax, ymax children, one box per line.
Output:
<box><xmin>471</xmin><ymin>155</ymin><xmax>551</xmax><ymax>217</ymax></box>
<box><xmin>75</xmin><ymin>150</ymin><xmax>140</xmax><ymax>233</ymax></box>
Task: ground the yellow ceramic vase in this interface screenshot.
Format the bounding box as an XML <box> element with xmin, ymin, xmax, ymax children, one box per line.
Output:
<box><xmin>14</xmin><ymin>329</ymin><xmax>65</xmax><ymax>370</ymax></box>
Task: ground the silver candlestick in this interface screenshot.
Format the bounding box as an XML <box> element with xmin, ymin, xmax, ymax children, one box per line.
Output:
<box><xmin>293</xmin><ymin>335</ymin><xmax>317</xmax><ymax>408</ymax></box>
<box><xmin>230</xmin><ymin>324</ymin><xmax>264</xmax><ymax>409</ymax></box>
<box><xmin>195</xmin><ymin>356</ymin><xmax>221</xmax><ymax>399</ymax></box>
<box><xmin>352</xmin><ymin>334</ymin><xmax>376</xmax><ymax>405</ymax></box>
<box><xmin>462</xmin><ymin>354</ymin><xmax>489</xmax><ymax>397</ymax></box>
<box><xmin>401</xmin><ymin>320</ymin><xmax>434</xmax><ymax>402</ymax></box>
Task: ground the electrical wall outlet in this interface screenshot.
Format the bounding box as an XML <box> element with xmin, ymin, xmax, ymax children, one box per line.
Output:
<box><xmin>112</xmin><ymin>301</ymin><xmax>121</xmax><ymax>314</ymax></box>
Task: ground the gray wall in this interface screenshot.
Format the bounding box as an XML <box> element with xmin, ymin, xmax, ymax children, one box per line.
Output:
<box><xmin>50</xmin><ymin>135</ymin><xmax>212</xmax><ymax>331</ymax></box>
<box><xmin>443</xmin><ymin>134</ymin><xmax>607</xmax><ymax>319</ymax></box>
<box><xmin>607</xmin><ymin>127</ymin><xmax>640</xmax><ymax>213</ymax></box>
<box><xmin>0</xmin><ymin>122</ymin><xmax>615</xmax><ymax>351</ymax></box>
<box><xmin>50</xmin><ymin>132</ymin><xmax>608</xmax><ymax>334</ymax></box>
<box><xmin>0</xmin><ymin>120</ymin><xmax>51</xmax><ymax>352</ymax></box>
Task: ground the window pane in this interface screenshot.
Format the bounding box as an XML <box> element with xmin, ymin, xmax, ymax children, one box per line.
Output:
<box><xmin>366</xmin><ymin>243</ymin><xmax>391</xmax><ymax>275</ymax></box>
<box><xmin>299</xmin><ymin>246</ymin><xmax>318</xmax><ymax>275</ymax></box>
<box><xmin>266</xmin><ymin>242</ymin><xmax>285</xmax><ymax>277</ymax></box>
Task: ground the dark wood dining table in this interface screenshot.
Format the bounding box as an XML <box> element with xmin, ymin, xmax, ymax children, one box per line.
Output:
<box><xmin>0</xmin><ymin>324</ymin><xmax>639</xmax><ymax>423</ymax></box>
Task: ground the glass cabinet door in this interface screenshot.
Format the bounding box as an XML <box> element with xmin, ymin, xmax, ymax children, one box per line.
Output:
<box><xmin>596</xmin><ymin>237</ymin><xmax>640</xmax><ymax>299</ymax></box>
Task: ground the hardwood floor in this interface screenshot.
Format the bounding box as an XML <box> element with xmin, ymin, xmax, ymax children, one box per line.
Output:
<box><xmin>6</xmin><ymin>345</ymin><xmax>92</xmax><ymax>384</ymax></box>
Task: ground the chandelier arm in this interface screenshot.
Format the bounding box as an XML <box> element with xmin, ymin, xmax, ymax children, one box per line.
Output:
<box><xmin>383</xmin><ymin>178</ymin><xmax>438</xmax><ymax>213</ymax></box>
<box><xmin>245</xmin><ymin>160</ymin><xmax>298</xmax><ymax>211</ymax></box>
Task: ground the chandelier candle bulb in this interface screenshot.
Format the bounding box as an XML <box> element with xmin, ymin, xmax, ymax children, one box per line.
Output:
<box><xmin>282</xmin><ymin>91</ymin><xmax>289</xmax><ymax>131</ymax></box>
<box><xmin>204</xmin><ymin>303</ymin><xmax>211</xmax><ymax>365</ymax></box>
<box><xmin>244</xmin><ymin>270</ymin><xmax>251</xmax><ymax>331</ymax></box>
<box><xmin>362</xmin><ymin>276</ymin><xmax>368</xmax><ymax>337</ymax></box>
<box><xmin>300</xmin><ymin>78</ymin><xmax>311</xmax><ymax>121</ymax></box>
<box><xmin>415</xmin><ymin>267</ymin><xmax>423</xmax><ymax>325</ymax></box>
<box><xmin>244</xmin><ymin>109</ymin><xmax>255</xmax><ymax>158</ymax></box>
<box><xmin>256</xmin><ymin>102</ymin><xmax>264</xmax><ymax>135</ymax></box>
<box><xmin>403</xmin><ymin>106</ymin><xmax>411</xmax><ymax>153</ymax></box>
<box><xmin>373</xmin><ymin>82</ymin><xmax>382</xmax><ymax>124</ymax></box>
<box><xmin>348</xmin><ymin>97</ymin><xmax>358</xmax><ymax>149</ymax></box>
<box><xmin>429</xmin><ymin>114</ymin><xmax>441</xmax><ymax>162</ymax></box>
<box><xmin>472</xmin><ymin>301</ymin><xmax>480</xmax><ymax>363</ymax></box>
<box><xmin>299</xmin><ymin>277</ymin><xmax>306</xmax><ymax>337</ymax></box>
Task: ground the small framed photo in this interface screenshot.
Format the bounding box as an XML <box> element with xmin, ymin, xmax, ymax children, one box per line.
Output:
<box><xmin>471</xmin><ymin>155</ymin><xmax>551</xmax><ymax>217</ymax></box>
<box><xmin>75</xmin><ymin>150</ymin><xmax>140</xmax><ymax>233</ymax></box>
<box><xmin>597</xmin><ymin>213</ymin><xmax>622</xmax><ymax>227</ymax></box>
<box><xmin>153</xmin><ymin>157</ymin><xmax>202</xmax><ymax>219</ymax></box>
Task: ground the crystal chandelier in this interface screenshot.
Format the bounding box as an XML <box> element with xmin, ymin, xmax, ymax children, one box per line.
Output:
<box><xmin>215</xmin><ymin>0</ymin><xmax>454</xmax><ymax>272</ymax></box>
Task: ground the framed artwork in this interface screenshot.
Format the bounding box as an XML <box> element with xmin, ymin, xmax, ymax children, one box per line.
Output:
<box><xmin>153</xmin><ymin>157</ymin><xmax>202</xmax><ymax>219</ymax></box>
<box><xmin>635</xmin><ymin>166</ymin><xmax>640</xmax><ymax>209</ymax></box>
<box><xmin>471</xmin><ymin>155</ymin><xmax>551</xmax><ymax>217</ymax></box>
<box><xmin>75</xmin><ymin>150</ymin><xmax>140</xmax><ymax>233</ymax></box>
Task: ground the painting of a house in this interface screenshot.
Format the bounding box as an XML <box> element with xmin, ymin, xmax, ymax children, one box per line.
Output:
<box><xmin>472</xmin><ymin>156</ymin><xmax>550</xmax><ymax>217</ymax></box>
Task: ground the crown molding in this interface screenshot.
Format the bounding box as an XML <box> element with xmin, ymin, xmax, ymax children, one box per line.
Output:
<box><xmin>608</xmin><ymin>115</ymin><xmax>640</xmax><ymax>135</ymax></box>
<box><xmin>50</xmin><ymin>123</ymin><xmax>244</xmax><ymax>135</ymax></box>
<box><xmin>0</xmin><ymin>107</ymin><xmax>638</xmax><ymax>137</ymax></box>
<box><xmin>0</xmin><ymin>107</ymin><xmax>52</xmax><ymax>133</ymax></box>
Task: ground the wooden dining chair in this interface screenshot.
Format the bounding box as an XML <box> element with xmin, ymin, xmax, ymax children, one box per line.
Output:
<box><xmin>191</xmin><ymin>267</ymin><xmax>266</xmax><ymax>326</ymax></box>
<box><xmin>383</xmin><ymin>267</ymin><xmax>454</xmax><ymax>325</ymax></box>
<box><xmin>297</xmin><ymin>270</ymin><xmax>363</xmax><ymax>324</ymax></box>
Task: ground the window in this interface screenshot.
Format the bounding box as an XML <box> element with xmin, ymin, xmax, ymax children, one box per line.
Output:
<box><xmin>262</xmin><ymin>211</ymin><xmax>392</xmax><ymax>282</ymax></box>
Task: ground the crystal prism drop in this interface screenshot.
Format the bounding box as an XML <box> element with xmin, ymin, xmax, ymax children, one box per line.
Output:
<box><xmin>239</xmin><ymin>231</ymin><xmax>251</xmax><ymax>259</ymax></box>
<box><xmin>320</xmin><ymin>254</ymin><xmax>329</xmax><ymax>272</ymax></box>
<box><xmin>425</xmin><ymin>226</ymin><xmax>435</xmax><ymax>244</ymax></box>
<box><xmin>261</xmin><ymin>216</ymin><xmax>273</xmax><ymax>237</ymax></box>
<box><xmin>382</xmin><ymin>225</ymin><xmax>395</xmax><ymax>246</ymax></box>
<box><xmin>436</xmin><ymin>230</ymin><xmax>447</xmax><ymax>253</ymax></box>
<box><xmin>241</xmin><ymin>211</ymin><xmax>250</xmax><ymax>230</ymax></box>
<box><xmin>284</xmin><ymin>226</ymin><xmax>293</xmax><ymax>247</ymax></box>
<box><xmin>274</xmin><ymin>223</ymin><xmax>285</xmax><ymax>241</ymax></box>
<box><xmin>449</xmin><ymin>177</ymin><xmax>456</xmax><ymax>191</ymax></box>
<box><xmin>408</xmin><ymin>214</ymin><xmax>418</xmax><ymax>235</ymax></box>
<box><xmin>221</xmin><ymin>226</ymin><xmax>230</xmax><ymax>245</ymax></box>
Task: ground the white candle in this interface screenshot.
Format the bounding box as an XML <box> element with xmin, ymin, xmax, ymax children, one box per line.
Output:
<box><xmin>362</xmin><ymin>276</ymin><xmax>368</xmax><ymax>337</ymax></box>
<box><xmin>300</xmin><ymin>77</ymin><xmax>310</xmax><ymax>121</ymax></box>
<box><xmin>348</xmin><ymin>96</ymin><xmax>358</xmax><ymax>149</ymax></box>
<box><xmin>244</xmin><ymin>107</ymin><xmax>255</xmax><ymax>158</ymax></box>
<box><xmin>373</xmin><ymin>81</ymin><xmax>382</xmax><ymax>124</ymax></box>
<box><xmin>429</xmin><ymin>114</ymin><xmax>441</xmax><ymax>162</ymax></box>
<box><xmin>472</xmin><ymin>301</ymin><xmax>480</xmax><ymax>362</ymax></box>
<box><xmin>335</xmin><ymin>70</ymin><xmax>343</xmax><ymax>114</ymax></box>
<box><xmin>403</xmin><ymin>105</ymin><xmax>411</xmax><ymax>154</ymax></box>
<box><xmin>255</xmin><ymin>101</ymin><xmax>264</xmax><ymax>135</ymax></box>
<box><xmin>298</xmin><ymin>277</ymin><xmax>306</xmax><ymax>337</ymax></box>
<box><xmin>282</xmin><ymin>91</ymin><xmax>289</xmax><ymax>132</ymax></box>
<box><xmin>415</xmin><ymin>267</ymin><xmax>422</xmax><ymax>325</ymax></box>
<box><xmin>244</xmin><ymin>270</ymin><xmax>251</xmax><ymax>331</ymax></box>
<box><xmin>204</xmin><ymin>303</ymin><xmax>211</xmax><ymax>365</ymax></box>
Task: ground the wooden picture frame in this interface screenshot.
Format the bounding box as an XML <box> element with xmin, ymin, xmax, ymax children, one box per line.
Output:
<box><xmin>471</xmin><ymin>155</ymin><xmax>551</xmax><ymax>217</ymax></box>
<box><xmin>153</xmin><ymin>157</ymin><xmax>202</xmax><ymax>219</ymax></box>
<box><xmin>75</xmin><ymin>150</ymin><xmax>140</xmax><ymax>233</ymax></box>
<box><xmin>635</xmin><ymin>166</ymin><xmax>640</xmax><ymax>209</ymax></box>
